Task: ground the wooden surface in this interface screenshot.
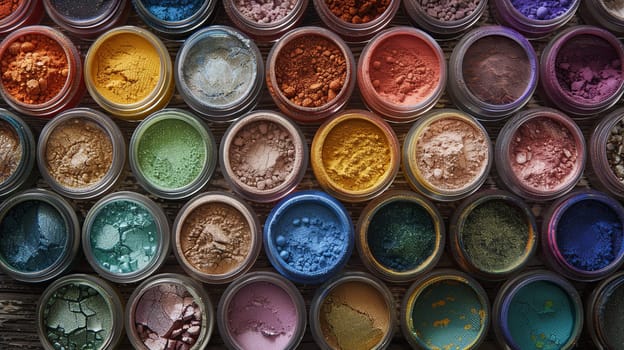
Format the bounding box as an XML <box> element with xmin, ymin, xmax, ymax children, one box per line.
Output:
<box><xmin>0</xmin><ymin>2</ymin><xmax>608</xmax><ymax>349</ymax></box>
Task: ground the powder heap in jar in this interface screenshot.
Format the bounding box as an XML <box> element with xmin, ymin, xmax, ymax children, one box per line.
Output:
<box><xmin>234</xmin><ymin>0</ymin><xmax>297</xmax><ymax>23</ymax></box>
<box><xmin>418</xmin><ymin>0</ymin><xmax>480</xmax><ymax>21</ymax></box>
<box><xmin>607</xmin><ymin>118</ymin><xmax>624</xmax><ymax>181</ymax></box>
<box><xmin>0</xmin><ymin>120</ymin><xmax>21</xmax><ymax>183</ymax></box>
<box><xmin>324</xmin><ymin>0</ymin><xmax>390</xmax><ymax>24</ymax></box>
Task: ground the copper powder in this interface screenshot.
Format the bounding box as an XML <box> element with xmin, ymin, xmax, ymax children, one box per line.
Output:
<box><xmin>0</xmin><ymin>120</ymin><xmax>21</xmax><ymax>183</ymax></box>
<box><xmin>0</xmin><ymin>0</ymin><xmax>21</xmax><ymax>20</ymax></box>
<box><xmin>325</xmin><ymin>0</ymin><xmax>391</xmax><ymax>24</ymax></box>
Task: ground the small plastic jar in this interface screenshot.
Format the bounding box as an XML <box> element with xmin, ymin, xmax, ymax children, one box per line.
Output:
<box><xmin>37</xmin><ymin>108</ymin><xmax>126</xmax><ymax>200</ymax></box>
<box><xmin>0</xmin><ymin>189</ymin><xmax>79</xmax><ymax>283</ymax></box>
<box><xmin>403</xmin><ymin>0</ymin><xmax>487</xmax><ymax>39</ymax></box>
<box><xmin>217</xmin><ymin>271</ymin><xmax>307</xmax><ymax>350</ymax></box>
<box><xmin>85</xmin><ymin>26</ymin><xmax>174</xmax><ymax>121</ymax></box>
<box><xmin>37</xmin><ymin>274</ymin><xmax>124</xmax><ymax>350</ymax></box>
<box><xmin>132</xmin><ymin>0</ymin><xmax>216</xmax><ymax>39</ymax></box>
<box><xmin>449</xmin><ymin>189</ymin><xmax>538</xmax><ymax>281</ymax></box>
<box><xmin>588</xmin><ymin>107</ymin><xmax>624</xmax><ymax>199</ymax></box>
<box><xmin>0</xmin><ymin>25</ymin><xmax>83</xmax><ymax>118</ymax></box>
<box><xmin>448</xmin><ymin>25</ymin><xmax>538</xmax><ymax>121</ymax></box>
<box><xmin>223</xmin><ymin>0</ymin><xmax>308</xmax><ymax>42</ymax></box>
<box><xmin>402</xmin><ymin>109</ymin><xmax>492</xmax><ymax>202</ymax></box>
<box><xmin>311</xmin><ymin>110</ymin><xmax>399</xmax><ymax>203</ymax></box>
<box><xmin>82</xmin><ymin>191</ymin><xmax>170</xmax><ymax>284</ymax></box>
<box><xmin>312</xmin><ymin>0</ymin><xmax>399</xmax><ymax>42</ymax></box>
<box><xmin>175</xmin><ymin>26</ymin><xmax>263</xmax><ymax>122</ymax></box>
<box><xmin>580</xmin><ymin>0</ymin><xmax>624</xmax><ymax>35</ymax></box>
<box><xmin>540</xmin><ymin>25</ymin><xmax>624</xmax><ymax>117</ymax></box>
<box><xmin>0</xmin><ymin>108</ymin><xmax>36</xmax><ymax>199</ymax></box>
<box><xmin>310</xmin><ymin>271</ymin><xmax>396</xmax><ymax>349</ymax></box>
<box><xmin>129</xmin><ymin>108</ymin><xmax>217</xmax><ymax>200</ymax></box>
<box><xmin>492</xmin><ymin>270</ymin><xmax>583</xmax><ymax>350</ymax></box>
<box><xmin>0</xmin><ymin>0</ymin><xmax>44</xmax><ymax>36</ymax></box>
<box><xmin>542</xmin><ymin>190</ymin><xmax>624</xmax><ymax>282</ymax></box>
<box><xmin>172</xmin><ymin>191</ymin><xmax>261</xmax><ymax>284</ymax></box>
<box><xmin>43</xmin><ymin>0</ymin><xmax>129</xmax><ymax>39</ymax></box>
<box><xmin>491</xmin><ymin>0</ymin><xmax>579</xmax><ymax>38</ymax></box>
<box><xmin>495</xmin><ymin>107</ymin><xmax>585</xmax><ymax>201</ymax></box>
<box><xmin>401</xmin><ymin>269</ymin><xmax>490</xmax><ymax>349</ymax></box>
<box><xmin>266</xmin><ymin>26</ymin><xmax>356</xmax><ymax>123</ymax></box>
<box><xmin>219</xmin><ymin>110</ymin><xmax>308</xmax><ymax>203</ymax></box>
<box><xmin>358</xmin><ymin>26</ymin><xmax>446</xmax><ymax>123</ymax></box>
<box><xmin>586</xmin><ymin>270</ymin><xmax>624</xmax><ymax>349</ymax></box>
<box><xmin>264</xmin><ymin>190</ymin><xmax>353</xmax><ymax>284</ymax></box>
<box><xmin>126</xmin><ymin>273</ymin><xmax>214</xmax><ymax>350</ymax></box>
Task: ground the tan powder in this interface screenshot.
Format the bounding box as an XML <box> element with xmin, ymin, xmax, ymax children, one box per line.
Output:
<box><xmin>0</xmin><ymin>120</ymin><xmax>21</xmax><ymax>183</ymax></box>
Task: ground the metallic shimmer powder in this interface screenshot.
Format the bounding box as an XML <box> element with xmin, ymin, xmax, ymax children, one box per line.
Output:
<box><xmin>0</xmin><ymin>119</ymin><xmax>21</xmax><ymax>183</ymax></box>
<box><xmin>49</xmin><ymin>0</ymin><xmax>115</xmax><ymax>20</ymax></box>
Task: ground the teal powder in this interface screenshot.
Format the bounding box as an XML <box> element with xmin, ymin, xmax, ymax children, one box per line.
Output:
<box><xmin>137</xmin><ymin>118</ymin><xmax>207</xmax><ymax>189</ymax></box>
<box><xmin>89</xmin><ymin>200</ymin><xmax>158</xmax><ymax>275</ymax></box>
<box><xmin>411</xmin><ymin>280</ymin><xmax>484</xmax><ymax>349</ymax></box>
<box><xmin>507</xmin><ymin>280</ymin><xmax>575</xmax><ymax>350</ymax></box>
<box><xmin>601</xmin><ymin>280</ymin><xmax>624</xmax><ymax>349</ymax></box>
<box><xmin>367</xmin><ymin>200</ymin><xmax>435</xmax><ymax>271</ymax></box>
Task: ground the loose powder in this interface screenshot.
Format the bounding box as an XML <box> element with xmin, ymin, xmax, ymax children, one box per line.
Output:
<box><xmin>45</xmin><ymin>118</ymin><xmax>113</xmax><ymax>189</ymax></box>
<box><xmin>601</xmin><ymin>280</ymin><xmax>624</xmax><ymax>348</ymax></box>
<box><xmin>180</xmin><ymin>202</ymin><xmax>251</xmax><ymax>275</ymax></box>
<box><xmin>49</xmin><ymin>0</ymin><xmax>114</xmax><ymax>21</ymax></box>
<box><xmin>0</xmin><ymin>120</ymin><xmax>21</xmax><ymax>183</ymax></box>
<box><xmin>510</xmin><ymin>0</ymin><xmax>573</xmax><ymax>20</ymax></box>
<box><xmin>141</xmin><ymin>0</ymin><xmax>202</xmax><ymax>21</ymax></box>
<box><xmin>324</xmin><ymin>0</ymin><xmax>390</xmax><ymax>24</ymax></box>
<box><xmin>1</xmin><ymin>34</ymin><xmax>68</xmax><ymax>104</ymax></box>
<box><xmin>275</xmin><ymin>34</ymin><xmax>346</xmax><ymax>108</ymax></box>
<box><xmin>320</xmin><ymin>281</ymin><xmax>390</xmax><ymax>350</ymax></box>
<box><xmin>0</xmin><ymin>200</ymin><xmax>66</xmax><ymax>272</ymax></box>
<box><xmin>418</xmin><ymin>0</ymin><xmax>480</xmax><ymax>21</ymax></box>
<box><xmin>0</xmin><ymin>0</ymin><xmax>21</xmax><ymax>20</ymax></box>
<box><xmin>234</xmin><ymin>0</ymin><xmax>297</xmax><ymax>23</ymax></box>
<box><xmin>367</xmin><ymin>200</ymin><xmax>435</xmax><ymax>272</ymax></box>
<box><xmin>227</xmin><ymin>281</ymin><xmax>298</xmax><ymax>349</ymax></box>
<box><xmin>134</xmin><ymin>283</ymin><xmax>202</xmax><ymax>350</ymax></box>
<box><xmin>368</xmin><ymin>34</ymin><xmax>441</xmax><ymax>105</ymax></box>
<box><xmin>463</xmin><ymin>35</ymin><xmax>531</xmax><ymax>105</ymax></box>
<box><xmin>607</xmin><ymin>118</ymin><xmax>624</xmax><ymax>181</ymax></box>
<box><xmin>509</xmin><ymin>117</ymin><xmax>578</xmax><ymax>191</ymax></box>
<box><xmin>604</xmin><ymin>0</ymin><xmax>624</xmax><ymax>18</ymax></box>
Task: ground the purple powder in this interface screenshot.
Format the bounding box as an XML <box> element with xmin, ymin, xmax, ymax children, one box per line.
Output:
<box><xmin>510</xmin><ymin>0</ymin><xmax>573</xmax><ymax>20</ymax></box>
<box><xmin>234</xmin><ymin>0</ymin><xmax>297</xmax><ymax>24</ymax></box>
<box><xmin>418</xmin><ymin>0</ymin><xmax>481</xmax><ymax>21</ymax></box>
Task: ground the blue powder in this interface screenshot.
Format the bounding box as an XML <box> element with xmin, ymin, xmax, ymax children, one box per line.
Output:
<box><xmin>556</xmin><ymin>199</ymin><xmax>623</xmax><ymax>271</ymax></box>
<box><xmin>142</xmin><ymin>0</ymin><xmax>202</xmax><ymax>21</ymax></box>
<box><xmin>510</xmin><ymin>0</ymin><xmax>573</xmax><ymax>20</ymax></box>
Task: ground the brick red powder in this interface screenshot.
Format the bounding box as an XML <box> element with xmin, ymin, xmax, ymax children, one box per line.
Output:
<box><xmin>325</xmin><ymin>0</ymin><xmax>390</xmax><ymax>24</ymax></box>
<box><xmin>0</xmin><ymin>0</ymin><xmax>22</xmax><ymax>20</ymax></box>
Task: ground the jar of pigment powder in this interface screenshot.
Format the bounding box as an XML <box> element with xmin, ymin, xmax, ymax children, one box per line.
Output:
<box><xmin>0</xmin><ymin>0</ymin><xmax>44</xmax><ymax>36</ymax></box>
<box><xmin>311</xmin><ymin>110</ymin><xmax>400</xmax><ymax>203</ymax></box>
<box><xmin>358</xmin><ymin>26</ymin><xmax>446</xmax><ymax>123</ymax></box>
<box><xmin>217</xmin><ymin>271</ymin><xmax>307</xmax><ymax>350</ymax></box>
<box><xmin>542</xmin><ymin>190</ymin><xmax>624</xmax><ymax>281</ymax></box>
<box><xmin>175</xmin><ymin>26</ymin><xmax>264</xmax><ymax>122</ymax></box>
<box><xmin>586</xmin><ymin>270</ymin><xmax>624</xmax><ymax>349</ymax></box>
<box><xmin>403</xmin><ymin>0</ymin><xmax>487</xmax><ymax>39</ymax></box>
<box><xmin>0</xmin><ymin>25</ymin><xmax>83</xmax><ymax>118</ymax></box>
<box><xmin>85</xmin><ymin>26</ymin><xmax>174</xmax><ymax>121</ymax></box>
<box><xmin>129</xmin><ymin>109</ymin><xmax>217</xmax><ymax>200</ymax></box>
<box><xmin>580</xmin><ymin>0</ymin><xmax>624</xmax><ymax>35</ymax></box>
<box><xmin>449</xmin><ymin>190</ymin><xmax>538</xmax><ymax>281</ymax></box>
<box><xmin>356</xmin><ymin>190</ymin><xmax>445</xmax><ymax>283</ymax></box>
<box><xmin>402</xmin><ymin>109</ymin><xmax>492</xmax><ymax>202</ymax></box>
<box><xmin>0</xmin><ymin>189</ymin><xmax>80</xmax><ymax>283</ymax></box>
<box><xmin>132</xmin><ymin>0</ymin><xmax>216</xmax><ymax>38</ymax></box>
<box><xmin>448</xmin><ymin>26</ymin><xmax>538</xmax><ymax>121</ymax></box>
<box><xmin>540</xmin><ymin>26</ymin><xmax>624</xmax><ymax>117</ymax></box>
<box><xmin>312</xmin><ymin>0</ymin><xmax>400</xmax><ymax>42</ymax></box>
<box><xmin>172</xmin><ymin>191</ymin><xmax>261</xmax><ymax>284</ymax></box>
<box><xmin>223</xmin><ymin>0</ymin><xmax>308</xmax><ymax>42</ymax></box>
<box><xmin>220</xmin><ymin>110</ymin><xmax>308</xmax><ymax>203</ymax></box>
<box><xmin>266</xmin><ymin>26</ymin><xmax>355</xmax><ymax>123</ymax></box>
<box><xmin>125</xmin><ymin>273</ymin><xmax>214</xmax><ymax>350</ymax></box>
<box><xmin>401</xmin><ymin>269</ymin><xmax>490</xmax><ymax>350</ymax></box>
<box><xmin>492</xmin><ymin>270</ymin><xmax>583</xmax><ymax>350</ymax></box>
<box><xmin>37</xmin><ymin>108</ymin><xmax>126</xmax><ymax>200</ymax></box>
<box><xmin>310</xmin><ymin>272</ymin><xmax>396</xmax><ymax>350</ymax></box>
<box><xmin>588</xmin><ymin>107</ymin><xmax>624</xmax><ymax>199</ymax></box>
<box><xmin>491</xmin><ymin>0</ymin><xmax>579</xmax><ymax>38</ymax></box>
<box><xmin>495</xmin><ymin>107</ymin><xmax>585</xmax><ymax>201</ymax></box>
<box><xmin>43</xmin><ymin>0</ymin><xmax>129</xmax><ymax>39</ymax></box>
<box><xmin>37</xmin><ymin>274</ymin><xmax>124</xmax><ymax>350</ymax></box>
<box><xmin>0</xmin><ymin>108</ymin><xmax>35</xmax><ymax>198</ymax></box>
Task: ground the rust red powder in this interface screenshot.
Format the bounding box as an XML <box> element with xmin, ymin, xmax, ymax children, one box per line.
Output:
<box><xmin>325</xmin><ymin>0</ymin><xmax>391</xmax><ymax>24</ymax></box>
<box><xmin>0</xmin><ymin>0</ymin><xmax>22</xmax><ymax>20</ymax></box>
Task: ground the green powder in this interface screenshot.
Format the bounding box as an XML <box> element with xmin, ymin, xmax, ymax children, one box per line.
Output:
<box><xmin>137</xmin><ymin>118</ymin><xmax>206</xmax><ymax>189</ymax></box>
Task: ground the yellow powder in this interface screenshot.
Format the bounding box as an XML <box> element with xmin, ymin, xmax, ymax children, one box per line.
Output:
<box><xmin>91</xmin><ymin>33</ymin><xmax>161</xmax><ymax>104</ymax></box>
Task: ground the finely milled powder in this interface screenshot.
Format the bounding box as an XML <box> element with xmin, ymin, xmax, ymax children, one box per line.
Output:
<box><xmin>0</xmin><ymin>120</ymin><xmax>22</xmax><ymax>183</ymax></box>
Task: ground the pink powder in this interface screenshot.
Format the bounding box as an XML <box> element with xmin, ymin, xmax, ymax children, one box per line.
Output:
<box><xmin>234</xmin><ymin>0</ymin><xmax>296</xmax><ymax>24</ymax></box>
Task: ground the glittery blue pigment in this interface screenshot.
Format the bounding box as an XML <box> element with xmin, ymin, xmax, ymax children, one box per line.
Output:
<box><xmin>510</xmin><ymin>0</ymin><xmax>573</xmax><ymax>20</ymax></box>
<box><xmin>142</xmin><ymin>0</ymin><xmax>202</xmax><ymax>21</ymax></box>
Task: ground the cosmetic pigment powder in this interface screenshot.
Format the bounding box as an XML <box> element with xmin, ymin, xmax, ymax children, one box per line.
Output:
<box><xmin>325</xmin><ymin>0</ymin><xmax>390</xmax><ymax>24</ymax></box>
<box><xmin>510</xmin><ymin>117</ymin><xmax>578</xmax><ymax>191</ymax></box>
<box><xmin>418</xmin><ymin>0</ymin><xmax>480</xmax><ymax>21</ymax></box>
<box><xmin>0</xmin><ymin>200</ymin><xmax>66</xmax><ymax>272</ymax></box>
<box><xmin>507</xmin><ymin>280</ymin><xmax>575</xmax><ymax>349</ymax></box>
<box><xmin>367</xmin><ymin>200</ymin><xmax>435</xmax><ymax>271</ymax></box>
<box><xmin>43</xmin><ymin>282</ymin><xmax>113</xmax><ymax>350</ymax></box>
<box><xmin>275</xmin><ymin>34</ymin><xmax>346</xmax><ymax>107</ymax></box>
<box><xmin>89</xmin><ymin>200</ymin><xmax>158</xmax><ymax>275</ymax></box>
<box><xmin>134</xmin><ymin>283</ymin><xmax>202</xmax><ymax>350</ymax></box>
<box><xmin>141</xmin><ymin>0</ymin><xmax>202</xmax><ymax>21</ymax></box>
<box><xmin>368</xmin><ymin>34</ymin><xmax>441</xmax><ymax>105</ymax></box>
<box><xmin>607</xmin><ymin>118</ymin><xmax>624</xmax><ymax>181</ymax></box>
<box><xmin>462</xmin><ymin>35</ymin><xmax>531</xmax><ymax>105</ymax></box>
<box><xmin>556</xmin><ymin>199</ymin><xmax>622</xmax><ymax>271</ymax></box>
<box><xmin>510</xmin><ymin>0</ymin><xmax>573</xmax><ymax>20</ymax></box>
<box><xmin>0</xmin><ymin>0</ymin><xmax>22</xmax><ymax>20</ymax></box>
<box><xmin>601</xmin><ymin>280</ymin><xmax>624</xmax><ymax>348</ymax></box>
<box><xmin>137</xmin><ymin>118</ymin><xmax>207</xmax><ymax>189</ymax></box>
<box><xmin>49</xmin><ymin>0</ymin><xmax>114</xmax><ymax>20</ymax></box>
<box><xmin>604</xmin><ymin>0</ymin><xmax>624</xmax><ymax>17</ymax></box>
<box><xmin>411</xmin><ymin>280</ymin><xmax>485</xmax><ymax>349</ymax></box>
<box><xmin>180</xmin><ymin>202</ymin><xmax>251</xmax><ymax>275</ymax></box>
<box><xmin>320</xmin><ymin>281</ymin><xmax>390</xmax><ymax>350</ymax></box>
<box><xmin>45</xmin><ymin>118</ymin><xmax>113</xmax><ymax>189</ymax></box>
<box><xmin>227</xmin><ymin>281</ymin><xmax>297</xmax><ymax>349</ymax></box>
<box><xmin>0</xmin><ymin>119</ymin><xmax>21</xmax><ymax>183</ymax></box>
<box><xmin>234</xmin><ymin>0</ymin><xmax>297</xmax><ymax>23</ymax></box>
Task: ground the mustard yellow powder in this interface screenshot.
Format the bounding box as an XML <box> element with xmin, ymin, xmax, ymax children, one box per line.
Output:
<box><xmin>91</xmin><ymin>33</ymin><xmax>161</xmax><ymax>104</ymax></box>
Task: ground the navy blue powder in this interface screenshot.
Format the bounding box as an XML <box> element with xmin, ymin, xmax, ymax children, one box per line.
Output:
<box><xmin>510</xmin><ymin>0</ymin><xmax>573</xmax><ymax>20</ymax></box>
<box><xmin>142</xmin><ymin>0</ymin><xmax>202</xmax><ymax>21</ymax></box>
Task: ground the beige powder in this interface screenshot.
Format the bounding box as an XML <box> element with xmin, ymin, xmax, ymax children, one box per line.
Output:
<box><xmin>0</xmin><ymin>120</ymin><xmax>22</xmax><ymax>183</ymax></box>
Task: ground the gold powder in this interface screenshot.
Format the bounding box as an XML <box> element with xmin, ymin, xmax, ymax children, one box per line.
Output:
<box><xmin>0</xmin><ymin>120</ymin><xmax>22</xmax><ymax>183</ymax></box>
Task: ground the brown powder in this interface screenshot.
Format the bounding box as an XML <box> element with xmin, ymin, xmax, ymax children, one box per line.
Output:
<box><xmin>0</xmin><ymin>0</ymin><xmax>21</xmax><ymax>20</ymax></box>
<box><xmin>325</xmin><ymin>0</ymin><xmax>391</xmax><ymax>24</ymax></box>
<box><xmin>0</xmin><ymin>120</ymin><xmax>21</xmax><ymax>183</ymax></box>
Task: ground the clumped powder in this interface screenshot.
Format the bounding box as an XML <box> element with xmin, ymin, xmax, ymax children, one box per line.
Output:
<box><xmin>510</xmin><ymin>0</ymin><xmax>572</xmax><ymax>20</ymax></box>
<box><xmin>0</xmin><ymin>0</ymin><xmax>21</xmax><ymax>20</ymax></box>
<box><xmin>607</xmin><ymin>119</ymin><xmax>624</xmax><ymax>181</ymax></box>
<box><xmin>418</xmin><ymin>0</ymin><xmax>480</xmax><ymax>21</ymax></box>
<box><xmin>234</xmin><ymin>0</ymin><xmax>296</xmax><ymax>23</ymax></box>
<box><xmin>0</xmin><ymin>120</ymin><xmax>21</xmax><ymax>183</ymax></box>
<box><xmin>325</xmin><ymin>0</ymin><xmax>390</xmax><ymax>24</ymax></box>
